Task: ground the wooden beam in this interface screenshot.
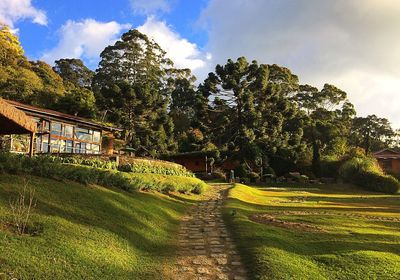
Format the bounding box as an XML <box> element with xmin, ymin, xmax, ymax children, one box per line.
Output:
<box><xmin>29</xmin><ymin>132</ymin><xmax>35</xmax><ymax>157</ymax></box>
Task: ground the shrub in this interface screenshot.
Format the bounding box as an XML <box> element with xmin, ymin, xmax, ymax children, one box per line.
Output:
<box><xmin>248</xmin><ymin>172</ymin><xmax>260</xmax><ymax>183</ymax></box>
<box><xmin>117</xmin><ymin>160</ymin><xmax>194</xmax><ymax>177</ymax></box>
<box><xmin>339</xmin><ymin>156</ymin><xmax>383</xmax><ymax>181</ymax></box>
<box><xmin>234</xmin><ymin>164</ymin><xmax>248</xmax><ymax>178</ymax></box>
<box><xmin>320</xmin><ymin>159</ymin><xmax>343</xmax><ymax>178</ymax></box>
<box><xmin>353</xmin><ymin>171</ymin><xmax>400</xmax><ymax>194</ymax></box>
<box><xmin>0</xmin><ymin>153</ymin><xmax>207</xmax><ymax>194</ymax></box>
<box><xmin>8</xmin><ymin>179</ymin><xmax>37</xmax><ymax>235</ymax></box>
<box><xmin>339</xmin><ymin>155</ymin><xmax>399</xmax><ymax>194</ymax></box>
<box><xmin>212</xmin><ymin>168</ymin><xmax>227</xmax><ymax>181</ymax></box>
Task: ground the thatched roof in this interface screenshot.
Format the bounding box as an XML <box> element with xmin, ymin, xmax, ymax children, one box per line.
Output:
<box><xmin>0</xmin><ymin>98</ymin><xmax>36</xmax><ymax>134</ymax></box>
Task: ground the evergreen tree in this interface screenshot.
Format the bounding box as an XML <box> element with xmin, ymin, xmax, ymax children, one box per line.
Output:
<box><xmin>93</xmin><ymin>29</ymin><xmax>175</xmax><ymax>157</ymax></box>
<box><xmin>351</xmin><ymin>115</ymin><xmax>394</xmax><ymax>154</ymax></box>
<box><xmin>53</xmin><ymin>59</ymin><xmax>97</xmax><ymax>118</ymax></box>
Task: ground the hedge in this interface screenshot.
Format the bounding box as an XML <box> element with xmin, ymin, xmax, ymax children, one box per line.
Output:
<box><xmin>339</xmin><ymin>156</ymin><xmax>400</xmax><ymax>194</ymax></box>
<box><xmin>39</xmin><ymin>155</ymin><xmax>194</xmax><ymax>177</ymax></box>
<box><xmin>0</xmin><ymin>153</ymin><xmax>206</xmax><ymax>194</ymax></box>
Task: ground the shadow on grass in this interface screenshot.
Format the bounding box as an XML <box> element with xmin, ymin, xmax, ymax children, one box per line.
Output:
<box><xmin>0</xmin><ymin>175</ymin><xmax>191</xmax><ymax>274</ymax></box>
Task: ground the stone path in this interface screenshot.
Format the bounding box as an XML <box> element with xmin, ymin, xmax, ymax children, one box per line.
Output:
<box><xmin>171</xmin><ymin>184</ymin><xmax>247</xmax><ymax>280</ymax></box>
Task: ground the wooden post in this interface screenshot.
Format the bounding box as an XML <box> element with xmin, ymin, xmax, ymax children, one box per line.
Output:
<box><xmin>29</xmin><ymin>132</ymin><xmax>35</xmax><ymax>157</ymax></box>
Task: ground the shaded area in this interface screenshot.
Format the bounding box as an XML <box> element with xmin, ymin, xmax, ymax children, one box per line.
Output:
<box><xmin>0</xmin><ymin>174</ymin><xmax>199</xmax><ymax>279</ymax></box>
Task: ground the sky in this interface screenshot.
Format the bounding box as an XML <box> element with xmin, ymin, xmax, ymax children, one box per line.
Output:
<box><xmin>1</xmin><ymin>0</ymin><xmax>399</xmax><ymax>128</ymax></box>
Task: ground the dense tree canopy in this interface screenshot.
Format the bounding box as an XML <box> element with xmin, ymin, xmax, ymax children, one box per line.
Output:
<box><xmin>94</xmin><ymin>29</ymin><xmax>176</xmax><ymax>157</ymax></box>
<box><xmin>0</xmin><ymin>23</ymin><xmax>398</xmax><ymax>176</ymax></box>
<box><xmin>351</xmin><ymin>115</ymin><xmax>394</xmax><ymax>154</ymax></box>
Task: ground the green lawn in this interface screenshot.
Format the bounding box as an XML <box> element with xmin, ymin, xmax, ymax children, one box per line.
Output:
<box><xmin>0</xmin><ymin>174</ymin><xmax>199</xmax><ymax>279</ymax></box>
<box><xmin>223</xmin><ymin>183</ymin><xmax>400</xmax><ymax>280</ymax></box>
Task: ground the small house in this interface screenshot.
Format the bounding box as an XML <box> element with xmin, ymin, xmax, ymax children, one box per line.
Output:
<box><xmin>0</xmin><ymin>98</ymin><xmax>121</xmax><ymax>156</ymax></box>
<box><xmin>164</xmin><ymin>150</ymin><xmax>239</xmax><ymax>174</ymax></box>
<box><xmin>373</xmin><ymin>149</ymin><xmax>400</xmax><ymax>174</ymax></box>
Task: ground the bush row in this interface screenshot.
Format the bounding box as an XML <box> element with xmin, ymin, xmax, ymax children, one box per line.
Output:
<box><xmin>118</xmin><ymin>162</ymin><xmax>194</xmax><ymax>177</ymax></box>
<box><xmin>339</xmin><ymin>156</ymin><xmax>400</xmax><ymax>194</ymax></box>
<box><xmin>43</xmin><ymin>155</ymin><xmax>119</xmax><ymax>170</ymax></box>
<box><xmin>40</xmin><ymin>155</ymin><xmax>194</xmax><ymax>177</ymax></box>
<box><xmin>0</xmin><ymin>153</ymin><xmax>206</xmax><ymax>194</ymax></box>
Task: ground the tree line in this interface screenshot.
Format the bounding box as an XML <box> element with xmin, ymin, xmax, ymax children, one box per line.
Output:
<box><xmin>1</xmin><ymin>24</ymin><xmax>399</xmax><ymax>176</ymax></box>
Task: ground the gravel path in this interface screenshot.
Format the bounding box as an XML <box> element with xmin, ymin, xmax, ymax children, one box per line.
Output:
<box><xmin>171</xmin><ymin>184</ymin><xmax>247</xmax><ymax>280</ymax></box>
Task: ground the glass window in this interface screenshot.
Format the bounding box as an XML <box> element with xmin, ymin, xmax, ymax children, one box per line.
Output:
<box><xmin>66</xmin><ymin>140</ymin><xmax>73</xmax><ymax>153</ymax></box>
<box><xmin>75</xmin><ymin>127</ymin><xmax>92</xmax><ymax>141</ymax></box>
<box><xmin>64</xmin><ymin>125</ymin><xmax>74</xmax><ymax>138</ymax></box>
<box><xmin>36</xmin><ymin>135</ymin><xmax>49</xmax><ymax>153</ymax></box>
<box><xmin>11</xmin><ymin>135</ymin><xmax>29</xmax><ymax>153</ymax></box>
<box><xmin>92</xmin><ymin>144</ymin><xmax>100</xmax><ymax>153</ymax></box>
<box><xmin>51</xmin><ymin>138</ymin><xmax>60</xmax><ymax>153</ymax></box>
<box><xmin>74</xmin><ymin>142</ymin><xmax>81</xmax><ymax>153</ymax></box>
<box><xmin>51</xmin><ymin>122</ymin><xmax>62</xmax><ymax>136</ymax></box>
<box><xmin>93</xmin><ymin>131</ymin><xmax>101</xmax><ymax>143</ymax></box>
<box><xmin>43</xmin><ymin>120</ymin><xmax>50</xmax><ymax>131</ymax></box>
<box><xmin>59</xmin><ymin>140</ymin><xmax>66</xmax><ymax>153</ymax></box>
<box><xmin>80</xmin><ymin>142</ymin><xmax>87</xmax><ymax>154</ymax></box>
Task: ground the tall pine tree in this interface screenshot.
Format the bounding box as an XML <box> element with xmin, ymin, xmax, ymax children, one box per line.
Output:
<box><xmin>93</xmin><ymin>29</ymin><xmax>176</xmax><ymax>157</ymax></box>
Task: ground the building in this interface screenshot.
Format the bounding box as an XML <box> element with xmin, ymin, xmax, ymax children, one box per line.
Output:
<box><xmin>0</xmin><ymin>98</ymin><xmax>121</xmax><ymax>156</ymax></box>
<box><xmin>164</xmin><ymin>150</ymin><xmax>239</xmax><ymax>174</ymax></box>
<box><xmin>373</xmin><ymin>149</ymin><xmax>400</xmax><ymax>174</ymax></box>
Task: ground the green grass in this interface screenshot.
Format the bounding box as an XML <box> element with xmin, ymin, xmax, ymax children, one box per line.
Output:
<box><xmin>224</xmin><ymin>183</ymin><xmax>400</xmax><ymax>280</ymax></box>
<box><xmin>0</xmin><ymin>174</ymin><xmax>201</xmax><ymax>279</ymax></box>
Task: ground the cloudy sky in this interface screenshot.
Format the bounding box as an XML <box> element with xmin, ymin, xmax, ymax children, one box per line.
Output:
<box><xmin>1</xmin><ymin>0</ymin><xmax>399</xmax><ymax>128</ymax></box>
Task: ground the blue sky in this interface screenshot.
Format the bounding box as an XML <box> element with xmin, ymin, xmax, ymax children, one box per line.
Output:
<box><xmin>1</xmin><ymin>0</ymin><xmax>400</xmax><ymax>128</ymax></box>
<box><xmin>13</xmin><ymin>0</ymin><xmax>209</xmax><ymax>67</ymax></box>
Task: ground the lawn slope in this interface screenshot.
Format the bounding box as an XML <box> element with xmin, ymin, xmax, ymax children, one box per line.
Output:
<box><xmin>224</xmin><ymin>184</ymin><xmax>400</xmax><ymax>280</ymax></box>
<box><xmin>0</xmin><ymin>174</ymin><xmax>196</xmax><ymax>279</ymax></box>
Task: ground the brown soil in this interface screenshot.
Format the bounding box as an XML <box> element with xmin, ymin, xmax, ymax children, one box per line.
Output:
<box><xmin>274</xmin><ymin>210</ymin><xmax>400</xmax><ymax>223</ymax></box>
<box><xmin>249</xmin><ymin>213</ymin><xmax>325</xmax><ymax>232</ymax></box>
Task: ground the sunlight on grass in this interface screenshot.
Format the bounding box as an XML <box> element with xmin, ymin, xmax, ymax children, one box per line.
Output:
<box><xmin>224</xmin><ymin>183</ymin><xmax>400</xmax><ymax>280</ymax></box>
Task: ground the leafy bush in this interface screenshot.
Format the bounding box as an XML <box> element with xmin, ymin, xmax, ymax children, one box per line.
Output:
<box><xmin>234</xmin><ymin>164</ymin><xmax>249</xmax><ymax>178</ymax></box>
<box><xmin>339</xmin><ymin>156</ymin><xmax>383</xmax><ymax>180</ymax></box>
<box><xmin>352</xmin><ymin>171</ymin><xmax>400</xmax><ymax>194</ymax></box>
<box><xmin>42</xmin><ymin>156</ymin><xmax>119</xmax><ymax>170</ymax></box>
<box><xmin>339</xmin><ymin>155</ymin><xmax>399</xmax><ymax>194</ymax></box>
<box><xmin>320</xmin><ymin>159</ymin><xmax>343</xmax><ymax>178</ymax></box>
<box><xmin>248</xmin><ymin>172</ymin><xmax>260</xmax><ymax>183</ymax></box>
<box><xmin>0</xmin><ymin>153</ymin><xmax>206</xmax><ymax>194</ymax></box>
<box><xmin>118</xmin><ymin>160</ymin><xmax>194</xmax><ymax>177</ymax></box>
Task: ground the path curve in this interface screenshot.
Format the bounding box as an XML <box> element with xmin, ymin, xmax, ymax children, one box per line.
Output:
<box><xmin>171</xmin><ymin>184</ymin><xmax>247</xmax><ymax>280</ymax></box>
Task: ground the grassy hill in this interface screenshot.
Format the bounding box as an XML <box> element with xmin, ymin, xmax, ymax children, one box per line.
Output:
<box><xmin>0</xmin><ymin>174</ymin><xmax>199</xmax><ymax>279</ymax></box>
<box><xmin>224</xmin><ymin>183</ymin><xmax>400</xmax><ymax>280</ymax></box>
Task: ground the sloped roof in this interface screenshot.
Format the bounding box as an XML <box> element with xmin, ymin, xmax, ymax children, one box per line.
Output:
<box><xmin>0</xmin><ymin>98</ymin><xmax>36</xmax><ymax>134</ymax></box>
<box><xmin>373</xmin><ymin>149</ymin><xmax>400</xmax><ymax>159</ymax></box>
<box><xmin>4</xmin><ymin>99</ymin><xmax>122</xmax><ymax>132</ymax></box>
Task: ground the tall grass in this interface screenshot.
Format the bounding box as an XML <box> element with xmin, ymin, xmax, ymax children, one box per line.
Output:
<box><xmin>339</xmin><ymin>155</ymin><xmax>400</xmax><ymax>194</ymax></box>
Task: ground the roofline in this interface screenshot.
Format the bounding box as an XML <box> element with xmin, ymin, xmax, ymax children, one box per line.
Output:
<box><xmin>373</xmin><ymin>148</ymin><xmax>400</xmax><ymax>155</ymax></box>
<box><xmin>4</xmin><ymin>99</ymin><xmax>122</xmax><ymax>132</ymax></box>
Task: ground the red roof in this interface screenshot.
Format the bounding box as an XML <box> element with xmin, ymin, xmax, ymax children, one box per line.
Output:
<box><xmin>373</xmin><ymin>149</ymin><xmax>400</xmax><ymax>159</ymax></box>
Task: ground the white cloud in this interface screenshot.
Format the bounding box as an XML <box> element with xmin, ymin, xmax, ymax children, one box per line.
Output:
<box><xmin>130</xmin><ymin>0</ymin><xmax>170</xmax><ymax>15</ymax></box>
<box><xmin>138</xmin><ymin>17</ymin><xmax>209</xmax><ymax>72</ymax></box>
<box><xmin>41</xmin><ymin>19</ymin><xmax>130</xmax><ymax>67</ymax></box>
<box><xmin>0</xmin><ymin>0</ymin><xmax>47</xmax><ymax>27</ymax></box>
<box><xmin>199</xmin><ymin>0</ymin><xmax>400</xmax><ymax>128</ymax></box>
